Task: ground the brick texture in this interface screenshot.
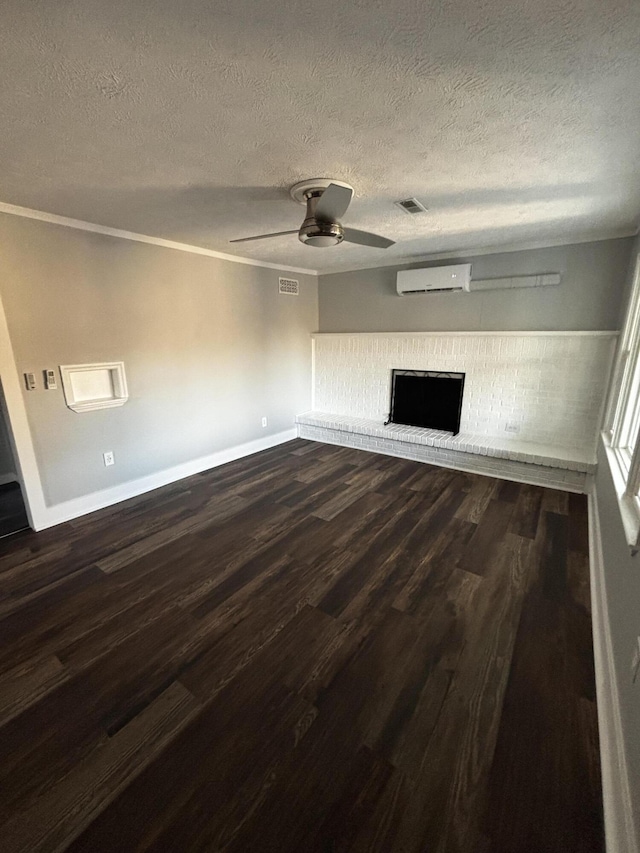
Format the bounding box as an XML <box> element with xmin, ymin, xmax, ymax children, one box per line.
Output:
<box><xmin>312</xmin><ymin>332</ymin><xmax>616</xmax><ymax>454</ymax></box>
<box><xmin>297</xmin><ymin>422</ymin><xmax>588</xmax><ymax>492</ymax></box>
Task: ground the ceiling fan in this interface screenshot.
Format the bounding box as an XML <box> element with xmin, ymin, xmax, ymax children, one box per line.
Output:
<box><xmin>230</xmin><ymin>179</ymin><xmax>395</xmax><ymax>249</ymax></box>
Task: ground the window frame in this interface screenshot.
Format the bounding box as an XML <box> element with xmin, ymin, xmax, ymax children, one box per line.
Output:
<box><xmin>603</xmin><ymin>252</ymin><xmax>640</xmax><ymax>552</ymax></box>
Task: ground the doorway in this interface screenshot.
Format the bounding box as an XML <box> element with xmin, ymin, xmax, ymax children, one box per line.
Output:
<box><xmin>0</xmin><ymin>380</ymin><xmax>29</xmax><ymax>536</ymax></box>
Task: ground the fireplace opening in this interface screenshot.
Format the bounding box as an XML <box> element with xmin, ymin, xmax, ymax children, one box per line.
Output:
<box><xmin>386</xmin><ymin>369</ymin><xmax>465</xmax><ymax>436</ymax></box>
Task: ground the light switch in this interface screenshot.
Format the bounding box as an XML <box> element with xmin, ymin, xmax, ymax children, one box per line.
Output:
<box><xmin>24</xmin><ymin>372</ymin><xmax>36</xmax><ymax>391</ymax></box>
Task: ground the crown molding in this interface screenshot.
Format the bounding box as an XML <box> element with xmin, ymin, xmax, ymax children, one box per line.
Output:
<box><xmin>1</xmin><ymin>199</ymin><xmax>636</xmax><ymax>279</ymax></box>
<box><xmin>0</xmin><ymin>201</ymin><xmax>319</xmax><ymax>276</ymax></box>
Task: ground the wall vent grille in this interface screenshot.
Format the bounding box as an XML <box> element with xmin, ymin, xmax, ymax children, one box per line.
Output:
<box><xmin>394</xmin><ymin>197</ymin><xmax>428</xmax><ymax>215</ymax></box>
<box><xmin>279</xmin><ymin>277</ymin><xmax>299</xmax><ymax>295</ymax></box>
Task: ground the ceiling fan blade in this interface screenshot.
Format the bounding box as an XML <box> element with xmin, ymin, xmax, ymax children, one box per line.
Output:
<box><xmin>314</xmin><ymin>183</ymin><xmax>353</xmax><ymax>222</ymax></box>
<box><xmin>342</xmin><ymin>228</ymin><xmax>395</xmax><ymax>249</ymax></box>
<box><xmin>230</xmin><ymin>230</ymin><xmax>298</xmax><ymax>243</ymax></box>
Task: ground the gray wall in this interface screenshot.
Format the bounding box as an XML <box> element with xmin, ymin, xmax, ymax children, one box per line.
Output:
<box><xmin>318</xmin><ymin>238</ymin><xmax>633</xmax><ymax>333</ymax></box>
<box><xmin>594</xmin><ymin>234</ymin><xmax>640</xmax><ymax>844</ymax></box>
<box><xmin>0</xmin><ymin>214</ymin><xmax>318</xmax><ymax>506</ymax></box>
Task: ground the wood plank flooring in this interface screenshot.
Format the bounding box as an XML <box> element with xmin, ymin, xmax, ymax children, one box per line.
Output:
<box><xmin>0</xmin><ymin>439</ymin><xmax>603</xmax><ymax>852</ymax></box>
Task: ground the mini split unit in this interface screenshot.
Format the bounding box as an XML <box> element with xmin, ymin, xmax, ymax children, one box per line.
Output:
<box><xmin>396</xmin><ymin>264</ymin><xmax>472</xmax><ymax>294</ymax></box>
<box><xmin>396</xmin><ymin>264</ymin><xmax>561</xmax><ymax>295</ymax></box>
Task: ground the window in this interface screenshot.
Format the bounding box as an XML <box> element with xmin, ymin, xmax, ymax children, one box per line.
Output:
<box><xmin>604</xmin><ymin>253</ymin><xmax>640</xmax><ymax>551</ymax></box>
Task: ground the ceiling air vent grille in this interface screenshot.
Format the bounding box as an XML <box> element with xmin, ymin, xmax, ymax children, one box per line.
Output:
<box><xmin>394</xmin><ymin>197</ymin><xmax>428</xmax><ymax>215</ymax></box>
<box><xmin>279</xmin><ymin>277</ymin><xmax>299</xmax><ymax>296</ymax></box>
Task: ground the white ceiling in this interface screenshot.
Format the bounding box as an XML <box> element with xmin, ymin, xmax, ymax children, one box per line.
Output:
<box><xmin>1</xmin><ymin>0</ymin><xmax>639</xmax><ymax>273</ymax></box>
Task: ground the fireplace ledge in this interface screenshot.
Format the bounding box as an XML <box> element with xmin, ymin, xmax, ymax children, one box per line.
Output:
<box><xmin>295</xmin><ymin>411</ymin><xmax>595</xmax><ymax>475</ymax></box>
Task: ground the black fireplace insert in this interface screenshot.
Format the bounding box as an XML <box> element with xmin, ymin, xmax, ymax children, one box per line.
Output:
<box><xmin>386</xmin><ymin>369</ymin><xmax>465</xmax><ymax>436</ymax></box>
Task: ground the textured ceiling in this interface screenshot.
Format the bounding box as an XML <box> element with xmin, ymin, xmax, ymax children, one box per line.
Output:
<box><xmin>1</xmin><ymin>0</ymin><xmax>639</xmax><ymax>273</ymax></box>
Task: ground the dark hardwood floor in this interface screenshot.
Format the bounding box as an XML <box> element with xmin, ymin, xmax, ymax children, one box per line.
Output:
<box><xmin>0</xmin><ymin>439</ymin><xmax>603</xmax><ymax>852</ymax></box>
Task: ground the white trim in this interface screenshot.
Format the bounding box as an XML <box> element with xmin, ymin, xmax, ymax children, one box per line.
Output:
<box><xmin>603</xmin><ymin>431</ymin><xmax>640</xmax><ymax>553</ymax></box>
<box><xmin>317</xmin><ymin>229</ymin><xmax>639</xmax><ymax>275</ymax></box>
<box><xmin>59</xmin><ymin>361</ymin><xmax>129</xmax><ymax>413</ymax></box>
<box><xmin>601</xmin><ymin>253</ymin><xmax>640</xmax><ymax>553</ymax></box>
<box><xmin>34</xmin><ymin>428</ymin><xmax>297</xmax><ymax>530</ymax></box>
<box><xmin>0</xmin><ymin>202</ymin><xmax>317</xmax><ymax>276</ymax></box>
<box><xmin>0</xmin><ymin>294</ymin><xmax>49</xmax><ymax>530</ymax></box>
<box><xmin>606</xmin><ymin>254</ymin><xmax>640</xmax><ymax>439</ymax></box>
<box><xmin>588</xmin><ymin>490</ymin><xmax>639</xmax><ymax>853</ymax></box>
<box><xmin>311</xmin><ymin>330</ymin><xmax>619</xmax><ymax>339</ymax></box>
<box><xmin>311</xmin><ymin>337</ymin><xmax>316</xmax><ymax>411</ymax></box>
<box><xmin>597</xmin><ymin>345</ymin><xmax>621</xmax><ymax>445</ymax></box>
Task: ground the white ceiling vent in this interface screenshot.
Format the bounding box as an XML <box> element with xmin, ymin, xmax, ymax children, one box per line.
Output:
<box><xmin>279</xmin><ymin>277</ymin><xmax>299</xmax><ymax>295</ymax></box>
<box><xmin>394</xmin><ymin>197</ymin><xmax>428</xmax><ymax>215</ymax></box>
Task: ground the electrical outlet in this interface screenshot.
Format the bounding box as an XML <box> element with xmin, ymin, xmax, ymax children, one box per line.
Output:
<box><xmin>505</xmin><ymin>423</ymin><xmax>520</xmax><ymax>434</ymax></box>
<box><xmin>103</xmin><ymin>451</ymin><xmax>115</xmax><ymax>467</ymax></box>
<box><xmin>261</xmin><ymin>417</ymin><xmax>268</xmax><ymax>428</ymax></box>
<box><xmin>632</xmin><ymin>637</ymin><xmax>640</xmax><ymax>683</ymax></box>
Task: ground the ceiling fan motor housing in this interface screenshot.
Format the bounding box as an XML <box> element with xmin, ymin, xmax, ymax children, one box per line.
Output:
<box><xmin>298</xmin><ymin>188</ymin><xmax>344</xmax><ymax>247</ymax></box>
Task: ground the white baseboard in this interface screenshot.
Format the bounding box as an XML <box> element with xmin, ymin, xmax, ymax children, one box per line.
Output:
<box><xmin>35</xmin><ymin>428</ymin><xmax>297</xmax><ymax>531</ymax></box>
<box><xmin>0</xmin><ymin>472</ymin><xmax>18</xmax><ymax>487</ymax></box>
<box><xmin>588</xmin><ymin>490</ymin><xmax>638</xmax><ymax>853</ymax></box>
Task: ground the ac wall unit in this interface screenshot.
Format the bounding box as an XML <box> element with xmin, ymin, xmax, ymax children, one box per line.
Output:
<box><xmin>396</xmin><ymin>264</ymin><xmax>472</xmax><ymax>295</ymax></box>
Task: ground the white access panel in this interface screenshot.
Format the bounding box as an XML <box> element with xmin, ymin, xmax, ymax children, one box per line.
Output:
<box><xmin>59</xmin><ymin>362</ymin><xmax>128</xmax><ymax>413</ymax></box>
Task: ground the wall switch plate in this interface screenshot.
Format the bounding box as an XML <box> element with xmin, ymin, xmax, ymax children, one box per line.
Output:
<box><xmin>632</xmin><ymin>637</ymin><xmax>640</xmax><ymax>683</ymax></box>
<box><xmin>24</xmin><ymin>372</ymin><xmax>36</xmax><ymax>391</ymax></box>
<box><xmin>103</xmin><ymin>451</ymin><xmax>115</xmax><ymax>467</ymax></box>
<box><xmin>44</xmin><ymin>369</ymin><xmax>58</xmax><ymax>390</ymax></box>
<box><xmin>261</xmin><ymin>417</ymin><xmax>268</xmax><ymax>428</ymax></box>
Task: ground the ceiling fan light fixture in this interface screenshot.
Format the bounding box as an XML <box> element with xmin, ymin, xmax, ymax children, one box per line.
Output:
<box><xmin>303</xmin><ymin>235</ymin><xmax>342</xmax><ymax>247</ymax></box>
<box><xmin>299</xmin><ymin>221</ymin><xmax>344</xmax><ymax>247</ymax></box>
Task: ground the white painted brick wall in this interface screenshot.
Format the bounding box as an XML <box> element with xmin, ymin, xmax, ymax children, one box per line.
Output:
<box><xmin>312</xmin><ymin>332</ymin><xmax>617</xmax><ymax>454</ymax></box>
